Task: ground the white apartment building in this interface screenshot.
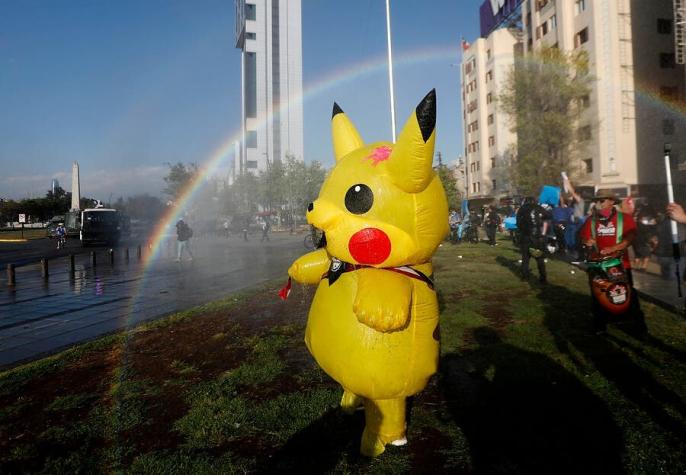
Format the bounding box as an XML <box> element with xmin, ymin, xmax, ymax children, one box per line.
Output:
<box><xmin>523</xmin><ymin>0</ymin><xmax>686</xmax><ymax>201</ymax></box>
<box><xmin>461</xmin><ymin>28</ymin><xmax>520</xmax><ymax>204</ymax></box>
<box><xmin>234</xmin><ymin>0</ymin><xmax>304</xmax><ymax>175</ymax></box>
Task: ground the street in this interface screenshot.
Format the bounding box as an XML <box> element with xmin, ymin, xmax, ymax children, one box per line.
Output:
<box><xmin>0</xmin><ymin>232</ymin><xmax>305</xmax><ymax>368</ymax></box>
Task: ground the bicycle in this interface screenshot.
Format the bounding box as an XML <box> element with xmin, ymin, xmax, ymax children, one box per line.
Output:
<box><xmin>462</xmin><ymin>224</ymin><xmax>480</xmax><ymax>244</ymax></box>
<box><xmin>56</xmin><ymin>235</ymin><xmax>66</xmax><ymax>250</ymax></box>
<box><xmin>303</xmin><ymin>226</ymin><xmax>325</xmax><ymax>251</ymax></box>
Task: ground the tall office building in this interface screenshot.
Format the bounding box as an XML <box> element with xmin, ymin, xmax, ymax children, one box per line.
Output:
<box><xmin>521</xmin><ymin>0</ymin><xmax>686</xmax><ymax>199</ymax></box>
<box><xmin>235</xmin><ymin>0</ymin><xmax>304</xmax><ymax>175</ymax></box>
<box><xmin>461</xmin><ymin>28</ymin><xmax>520</xmax><ymax>203</ymax></box>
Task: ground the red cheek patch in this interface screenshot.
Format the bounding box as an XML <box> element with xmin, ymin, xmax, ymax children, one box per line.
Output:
<box><xmin>348</xmin><ymin>228</ymin><xmax>391</xmax><ymax>265</ymax></box>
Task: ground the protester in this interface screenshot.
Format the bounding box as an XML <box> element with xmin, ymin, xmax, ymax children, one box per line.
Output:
<box><xmin>653</xmin><ymin>213</ymin><xmax>682</xmax><ymax>279</ymax></box>
<box><xmin>448</xmin><ymin>209</ymin><xmax>461</xmax><ymax>243</ymax></box>
<box><xmin>516</xmin><ymin>197</ymin><xmax>550</xmax><ymax>284</ymax></box>
<box><xmin>55</xmin><ymin>222</ymin><xmax>66</xmax><ymax>250</ymax></box>
<box><xmin>551</xmin><ymin>198</ymin><xmax>573</xmax><ymax>254</ymax></box>
<box><xmin>175</xmin><ymin>218</ymin><xmax>194</xmax><ymax>262</ymax></box>
<box><xmin>484</xmin><ymin>205</ymin><xmax>500</xmax><ymax>246</ymax></box>
<box><xmin>580</xmin><ymin>190</ymin><xmax>646</xmax><ymax>335</ymax></box>
<box><xmin>632</xmin><ymin>205</ymin><xmax>657</xmax><ymax>271</ymax></box>
<box><xmin>261</xmin><ymin>218</ymin><xmax>271</xmax><ymax>242</ymax></box>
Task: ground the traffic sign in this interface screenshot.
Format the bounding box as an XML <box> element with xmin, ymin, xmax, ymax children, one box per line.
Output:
<box><xmin>18</xmin><ymin>214</ymin><xmax>26</xmax><ymax>223</ymax></box>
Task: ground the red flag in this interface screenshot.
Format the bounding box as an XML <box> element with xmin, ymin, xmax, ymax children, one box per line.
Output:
<box><xmin>461</xmin><ymin>37</ymin><xmax>470</xmax><ymax>51</ymax></box>
<box><xmin>278</xmin><ymin>277</ymin><xmax>292</xmax><ymax>300</ymax></box>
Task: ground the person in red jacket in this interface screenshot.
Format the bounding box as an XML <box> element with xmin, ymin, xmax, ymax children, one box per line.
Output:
<box><xmin>580</xmin><ymin>190</ymin><xmax>647</xmax><ymax>335</ymax></box>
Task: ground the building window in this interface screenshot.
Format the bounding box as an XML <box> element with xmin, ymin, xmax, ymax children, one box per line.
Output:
<box><xmin>657</xmin><ymin>18</ymin><xmax>672</xmax><ymax>35</ymax></box>
<box><xmin>246</xmin><ymin>32</ymin><xmax>256</xmax><ymax>40</ymax></box>
<box><xmin>245</xmin><ymin>3</ymin><xmax>256</xmax><ymax>21</ymax></box>
<box><xmin>246</xmin><ymin>160</ymin><xmax>258</xmax><ymax>169</ymax></box>
<box><xmin>575</xmin><ymin>0</ymin><xmax>586</xmax><ymax>14</ymax></box>
<box><xmin>488</xmin><ymin>114</ymin><xmax>494</xmax><ymax>125</ymax></box>
<box><xmin>488</xmin><ymin>136</ymin><xmax>495</xmax><ymax>147</ymax></box>
<box><xmin>477</xmin><ymin>182</ymin><xmax>481</xmax><ymax>193</ymax></box>
<box><xmin>541</xmin><ymin>21</ymin><xmax>548</xmax><ymax>36</ymax></box>
<box><xmin>660</xmin><ymin>53</ymin><xmax>676</xmax><ymax>69</ymax></box>
<box><xmin>492</xmin><ymin>179</ymin><xmax>497</xmax><ymax>190</ymax></box>
<box><xmin>486</xmin><ymin>70</ymin><xmax>493</xmax><ymax>82</ymax></box>
<box><xmin>472</xmin><ymin>182</ymin><xmax>477</xmax><ymax>193</ymax></box>
<box><xmin>578</xmin><ymin>125</ymin><xmax>592</xmax><ymax>141</ymax></box>
<box><xmin>246</xmin><ymin>130</ymin><xmax>257</xmax><ymax>148</ymax></box>
<box><xmin>527</xmin><ymin>38</ymin><xmax>533</xmax><ymax>50</ymax></box>
<box><xmin>491</xmin><ymin>157</ymin><xmax>496</xmax><ymax>168</ymax></box>
<box><xmin>486</xmin><ymin>92</ymin><xmax>493</xmax><ymax>104</ymax></box>
<box><xmin>574</xmin><ymin>27</ymin><xmax>589</xmax><ymax>48</ymax></box>
<box><xmin>245</xmin><ymin>52</ymin><xmax>257</xmax><ymax>118</ymax></box>
<box><xmin>663</xmin><ymin>118</ymin><xmax>675</xmax><ymax>135</ymax></box>
<box><xmin>477</xmin><ymin>161</ymin><xmax>481</xmax><ymax>171</ymax></box>
<box><xmin>525</xmin><ymin>12</ymin><xmax>531</xmax><ymax>26</ymax></box>
<box><xmin>583</xmin><ymin>158</ymin><xmax>593</xmax><ymax>174</ymax></box>
<box><xmin>487</xmin><ymin>49</ymin><xmax>491</xmax><ymax>60</ymax></box>
<box><xmin>549</xmin><ymin>15</ymin><xmax>557</xmax><ymax>30</ymax></box>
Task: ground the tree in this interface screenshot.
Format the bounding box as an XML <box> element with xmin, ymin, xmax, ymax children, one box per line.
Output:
<box><xmin>163</xmin><ymin>162</ymin><xmax>198</xmax><ymax>200</ymax></box>
<box><xmin>258</xmin><ymin>158</ymin><xmax>287</xmax><ymax>212</ymax></box>
<box><xmin>437</xmin><ymin>163</ymin><xmax>461</xmax><ymax>210</ymax></box>
<box><xmin>499</xmin><ymin>47</ymin><xmax>593</xmax><ymax>194</ymax></box>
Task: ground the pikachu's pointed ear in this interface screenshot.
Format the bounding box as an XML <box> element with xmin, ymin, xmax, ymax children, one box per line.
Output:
<box><xmin>331</xmin><ymin>102</ymin><xmax>364</xmax><ymax>162</ymax></box>
<box><xmin>388</xmin><ymin>89</ymin><xmax>436</xmax><ymax>193</ymax></box>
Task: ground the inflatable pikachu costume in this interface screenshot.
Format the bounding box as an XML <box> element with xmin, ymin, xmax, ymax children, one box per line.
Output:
<box><xmin>287</xmin><ymin>90</ymin><xmax>448</xmax><ymax>456</ymax></box>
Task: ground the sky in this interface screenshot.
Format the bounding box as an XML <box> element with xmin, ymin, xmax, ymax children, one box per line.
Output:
<box><xmin>0</xmin><ymin>0</ymin><xmax>484</xmax><ymax>201</ymax></box>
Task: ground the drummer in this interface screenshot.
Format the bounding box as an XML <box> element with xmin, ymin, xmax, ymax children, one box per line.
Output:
<box><xmin>580</xmin><ymin>190</ymin><xmax>647</xmax><ymax>336</ymax></box>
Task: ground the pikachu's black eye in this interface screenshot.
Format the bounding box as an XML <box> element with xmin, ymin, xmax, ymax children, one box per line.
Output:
<box><xmin>345</xmin><ymin>184</ymin><xmax>373</xmax><ymax>214</ymax></box>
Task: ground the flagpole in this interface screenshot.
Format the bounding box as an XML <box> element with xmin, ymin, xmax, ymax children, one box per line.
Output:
<box><xmin>385</xmin><ymin>0</ymin><xmax>397</xmax><ymax>142</ymax></box>
<box><xmin>460</xmin><ymin>36</ymin><xmax>469</xmax><ymax>200</ymax></box>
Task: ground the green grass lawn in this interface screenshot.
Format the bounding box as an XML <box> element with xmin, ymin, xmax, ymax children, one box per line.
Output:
<box><xmin>1</xmin><ymin>238</ymin><xmax>685</xmax><ymax>473</ymax></box>
<box><xmin>0</xmin><ymin>228</ymin><xmax>48</xmax><ymax>240</ymax></box>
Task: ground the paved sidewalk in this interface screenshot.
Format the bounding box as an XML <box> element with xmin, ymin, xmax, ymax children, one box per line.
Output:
<box><xmin>0</xmin><ymin>234</ymin><xmax>304</xmax><ymax>369</ymax></box>
<box><xmin>631</xmin><ymin>269</ymin><xmax>686</xmax><ymax>315</ymax></box>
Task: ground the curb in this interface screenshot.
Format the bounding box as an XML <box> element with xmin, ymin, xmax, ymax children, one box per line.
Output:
<box><xmin>0</xmin><ymin>239</ymin><xmax>29</xmax><ymax>243</ymax></box>
<box><xmin>635</xmin><ymin>289</ymin><xmax>685</xmax><ymax>316</ymax></box>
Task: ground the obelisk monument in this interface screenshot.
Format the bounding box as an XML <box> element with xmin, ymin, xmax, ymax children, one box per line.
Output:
<box><xmin>71</xmin><ymin>161</ymin><xmax>81</xmax><ymax>211</ymax></box>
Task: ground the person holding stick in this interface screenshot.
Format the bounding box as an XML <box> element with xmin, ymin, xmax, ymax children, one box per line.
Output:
<box><xmin>667</xmin><ymin>202</ymin><xmax>686</xmax><ymax>223</ymax></box>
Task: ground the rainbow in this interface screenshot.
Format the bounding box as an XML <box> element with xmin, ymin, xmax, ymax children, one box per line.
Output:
<box><xmin>140</xmin><ymin>44</ymin><xmax>463</xmax><ymax>265</ymax></box>
<box><xmin>141</xmin><ymin>46</ymin><xmax>686</xmax><ymax>268</ymax></box>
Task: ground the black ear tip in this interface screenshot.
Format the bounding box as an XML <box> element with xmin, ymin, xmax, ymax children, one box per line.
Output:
<box><xmin>416</xmin><ymin>90</ymin><xmax>436</xmax><ymax>142</ymax></box>
<box><xmin>332</xmin><ymin>102</ymin><xmax>344</xmax><ymax>118</ymax></box>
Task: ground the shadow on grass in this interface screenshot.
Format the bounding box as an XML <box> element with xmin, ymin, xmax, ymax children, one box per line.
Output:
<box><xmin>497</xmin><ymin>254</ymin><xmax>686</xmax><ymax>446</ymax></box>
<box><xmin>440</xmin><ymin>326</ymin><xmax>624</xmax><ymax>473</ymax></box>
<box><xmin>257</xmin><ymin>407</ymin><xmax>366</xmax><ymax>473</ymax></box>
<box><xmin>540</xmin><ymin>281</ymin><xmax>686</xmax><ymax>442</ymax></box>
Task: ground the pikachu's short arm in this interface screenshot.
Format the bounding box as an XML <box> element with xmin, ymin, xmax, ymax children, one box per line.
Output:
<box><xmin>288</xmin><ymin>248</ymin><xmax>330</xmax><ymax>284</ymax></box>
<box><xmin>353</xmin><ymin>268</ymin><xmax>413</xmax><ymax>332</ymax></box>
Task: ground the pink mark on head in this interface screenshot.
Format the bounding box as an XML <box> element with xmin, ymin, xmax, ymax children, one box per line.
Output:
<box><xmin>365</xmin><ymin>146</ymin><xmax>392</xmax><ymax>166</ymax></box>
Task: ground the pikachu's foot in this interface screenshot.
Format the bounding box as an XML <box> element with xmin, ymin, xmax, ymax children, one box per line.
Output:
<box><xmin>360</xmin><ymin>427</ymin><xmax>387</xmax><ymax>457</ymax></box>
<box><xmin>391</xmin><ymin>437</ymin><xmax>407</xmax><ymax>446</ymax></box>
<box><xmin>340</xmin><ymin>389</ymin><xmax>364</xmax><ymax>415</ymax></box>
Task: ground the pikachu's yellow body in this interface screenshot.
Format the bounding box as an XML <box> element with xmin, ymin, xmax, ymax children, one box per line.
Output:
<box><xmin>288</xmin><ymin>90</ymin><xmax>448</xmax><ymax>456</ymax></box>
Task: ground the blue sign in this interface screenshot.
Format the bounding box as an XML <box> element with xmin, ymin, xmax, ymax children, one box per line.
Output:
<box><xmin>479</xmin><ymin>0</ymin><xmax>525</xmax><ymax>37</ymax></box>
